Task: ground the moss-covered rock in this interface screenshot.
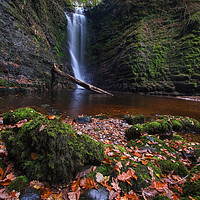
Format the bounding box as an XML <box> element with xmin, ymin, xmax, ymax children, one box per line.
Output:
<box><xmin>2</xmin><ymin>107</ymin><xmax>42</xmax><ymax>125</ymax></box>
<box><xmin>94</xmin><ymin>114</ymin><xmax>109</xmax><ymax>120</ymax></box>
<box><xmin>7</xmin><ymin>176</ymin><xmax>28</xmax><ymax>192</ymax></box>
<box><xmin>173</xmin><ymin>134</ymin><xmax>184</xmax><ymax>141</ymax></box>
<box><xmin>125</xmin><ymin>121</ymin><xmax>173</xmax><ymax>140</ymax></box>
<box><xmin>125</xmin><ymin>115</ymin><xmax>200</xmax><ymax>140</ymax></box>
<box><xmin>124</xmin><ymin>114</ymin><xmax>145</xmax><ymax>125</ymax></box>
<box><xmin>183</xmin><ymin>165</ymin><xmax>200</xmax><ymax>197</ymax></box>
<box><xmin>2</xmin><ymin>109</ymin><xmax>105</xmax><ymax>184</ymax></box>
<box><xmin>157</xmin><ymin>160</ymin><xmax>188</xmax><ymax>177</ymax></box>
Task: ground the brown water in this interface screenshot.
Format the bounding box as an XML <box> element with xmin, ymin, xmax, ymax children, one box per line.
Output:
<box><xmin>0</xmin><ymin>89</ymin><xmax>200</xmax><ymax>121</ymax></box>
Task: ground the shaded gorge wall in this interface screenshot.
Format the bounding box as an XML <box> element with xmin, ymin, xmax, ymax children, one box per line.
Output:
<box><xmin>0</xmin><ymin>0</ymin><xmax>75</xmax><ymax>92</ymax></box>
<box><xmin>86</xmin><ymin>0</ymin><xmax>200</xmax><ymax>95</ymax></box>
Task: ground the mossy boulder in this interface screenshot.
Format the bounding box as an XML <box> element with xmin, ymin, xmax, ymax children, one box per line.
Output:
<box><xmin>125</xmin><ymin>115</ymin><xmax>200</xmax><ymax>140</ymax></box>
<box><xmin>183</xmin><ymin>165</ymin><xmax>200</xmax><ymax>197</ymax></box>
<box><xmin>125</xmin><ymin>121</ymin><xmax>172</xmax><ymax>140</ymax></box>
<box><xmin>94</xmin><ymin>114</ymin><xmax>109</xmax><ymax>120</ymax></box>
<box><xmin>173</xmin><ymin>134</ymin><xmax>184</xmax><ymax>141</ymax></box>
<box><xmin>157</xmin><ymin>160</ymin><xmax>188</xmax><ymax>177</ymax></box>
<box><xmin>3</xmin><ymin>107</ymin><xmax>42</xmax><ymax>125</ymax></box>
<box><xmin>2</xmin><ymin>111</ymin><xmax>105</xmax><ymax>184</ymax></box>
<box><xmin>7</xmin><ymin>176</ymin><xmax>28</xmax><ymax>192</ymax></box>
<box><xmin>124</xmin><ymin>115</ymin><xmax>145</xmax><ymax>125</ymax></box>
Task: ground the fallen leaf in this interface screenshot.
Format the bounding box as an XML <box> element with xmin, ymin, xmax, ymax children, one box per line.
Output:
<box><xmin>30</xmin><ymin>180</ymin><xmax>44</xmax><ymax>189</ymax></box>
<box><xmin>96</xmin><ymin>172</ymin><xmax>103</xmax><ymax>183</ymax></box>
<box><xmin>151</xmin><ymin>180</ymin><xmax>168</xmax><ymax>192</ymax></box>
<box><xmin>141</xmin><ymin>160</ymin><xmax>148</xmax><ymax>165</ymax></box>
<box><xmin>120</xmin><ymin>155</ymin><xmax>129</xmax><ymax>160</ymax></box>
<box><xmin>39</xmin><ymin>124</ymin><xmax>47</xmax><ymax>132</ymax></box>
<box><xmin>0</xmin><ymin>189</ymin><xmax>9</xmax><ymax>199</ymax></box>
<box><xmin>53</xmin><ymin>192</ymin><xmax>63</xmax><ymax>200</ymax></box>
<box><xmin>80</xmin><ymin>177</ymin><xmax>98</xmax><ymax>190</ymax></box>
<box><xmin>71</xmin><ymin>178</ymin><xmax>80</xmax><ymax>192</ymax></box>
<box><xmin>112</xmin><ymin>162</ymin><xmax>122</xmax><ymax>173</ymax></box>
<box><xmin>190</xmin><ymin>172</ymin><xmax>200</xmax><ymax>182</ymax></box>
<box><xmin>68</xmin><ymin>190</ymin><xmax>81</xmax><ymax>200</ymax></box>
<box><xmin>47</xmin><ymin>115</ymin><xmax>56</xmax><ymax>120</ymax></box>
<box><xmin>111</xmin><ymin>177</ymin><xmax>121</xmax><ymax>192</ymax></box>
<box><xmin>75</xmin><ymin>166</ymin><xmax>97</xmax><ymax>179</ymax></box>
<box><xmin>16</xmin><ymin>119</ymin><xmax>27</xmax><ymax>128</ymax></box>
<box><xmin>96</xmin><ymin>172</ymin><xmax>110</xmax><ymax>184</ymax></box>
<box><xmin>117</xmin><ymin>168</ymin><xmax>137</xmax><ymax>185</ymax></box>
<box><xmin>109</xmin><ymin>189</ymin><xmax>119</xmax><ymax>200</ymax></box>
<box><xmin>3</xmin><ymin>163</ymin><xmax>14</xmax><ymax>178</ymax></box>
<box><xmin>31</xmin><ymin>153</ymin><xmax>38</xmax><ymax>160</ymax></box>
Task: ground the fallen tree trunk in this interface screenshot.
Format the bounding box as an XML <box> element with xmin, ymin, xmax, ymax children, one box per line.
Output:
<box><xmin>52</xmin><ymin>63</ymin><xmax>114</xmax><ymax>96</ymax></box>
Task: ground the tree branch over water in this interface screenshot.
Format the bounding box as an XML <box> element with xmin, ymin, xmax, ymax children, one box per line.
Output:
<box><xmin>52</xmin><ymin>63</ymin><xmax>114</xmax><ymax>96</ymax></box>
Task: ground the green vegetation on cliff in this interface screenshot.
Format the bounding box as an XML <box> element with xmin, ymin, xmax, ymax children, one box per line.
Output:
<box><xmin>87</xmin><ymin>0</ymin><xmax>200</xmax><ymax>95</ymax></box>
<box><xmin>0</xmin><ymin>0</ymin><xmax>74</xmax><ymax>92</ymax></box>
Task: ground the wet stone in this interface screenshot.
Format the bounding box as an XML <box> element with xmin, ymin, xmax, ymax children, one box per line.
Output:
<box><xmin>19</xmin><ymin>187</ymin><xmax>40</xmax><ymax>200</ymax></box>
<box><xmin>81</xmin><ymin>187</ymin><xmax>109</xmax><ymax>200</ymax></box>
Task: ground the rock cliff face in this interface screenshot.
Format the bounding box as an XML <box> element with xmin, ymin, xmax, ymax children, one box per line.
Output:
<box><xmin>0</xmin><ymin>0</ymin><xmax>74</xmax><ymax>92</ymax></box>
<box><xmin>87</xmin><ymin>0</ymin><xmax>200</xmax><ymax>95</ymax></box>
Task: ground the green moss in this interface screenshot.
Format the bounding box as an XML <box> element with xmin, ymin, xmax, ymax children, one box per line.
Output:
<box><xmin>2</xmin><ymin>109</ymin><xmax>105</xmax><ymax>184</ymax></box>
<box><xmin>94</xmin><ymin>114</ymin><xmax>109</xmax><ymax>120</ymax></box>
<box><xmin>153</xmin><ymin>195</ymin><xmax>169</xmax><ymax>200</ymax></box>
<box><xmin>124</xmin><ymin>115</ymin><xmax>145</xmax><ymax>125</ymax></box>
<box><xmin>158</xmin><ymin>160</ymin><xmax>188</xmax><ymax>177</ymax></box>
<box><xmin>183</xmin><ymin>165</ymin><xmax>200</xmax><ymax>197</ymax></box>
<box><xmin>7</xmin><ymin>176</ymin><xmax>28</xmax><ymax>192</ymax></box>
<box><xmin>3</xmin><ymin>107</ymin><xmax>42</xmax><ymax>125</ymax></box>
<box><xmin>173</xmin><ymin>134</ymin><xmax>184</xmax><ymax>141</ymax></box>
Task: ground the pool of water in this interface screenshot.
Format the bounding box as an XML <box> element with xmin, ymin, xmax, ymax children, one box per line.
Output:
<box><xmin>0</xmin><ymin>89</ymin><xmax>200</xmax><ymax>122</ymax></box>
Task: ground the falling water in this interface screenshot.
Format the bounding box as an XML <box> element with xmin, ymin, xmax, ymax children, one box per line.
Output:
<box><xmin>66</xmin><ymin>7</ymin><xmax>87</xmax><ymax>83</ymax></box>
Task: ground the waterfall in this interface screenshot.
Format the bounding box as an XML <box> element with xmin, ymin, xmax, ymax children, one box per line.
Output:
<box><xmin>66</xmin><ymin>7</ymin><xmax>87</xmax><ymax>83</ymax></box>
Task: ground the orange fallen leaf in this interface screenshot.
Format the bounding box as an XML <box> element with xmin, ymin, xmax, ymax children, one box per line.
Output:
<box><xmin>3</xmin><ymin>163</ymin><xmax>14</xmax><ymax>178</ymax></box>
<box><xmin>117</xmin><ymin>168</ymin><xmax>137</xmax><ymax>185</ymax></box>
<box><xmin>141</xmin><ymin>160</ymin><xmax>148</xmax><ymax>165</ymax></box>
<box><xmin>47</xmin><ymin>115</ymin><xmax>56</xmax><ymax>120</ymax></box>
<box><xmin>0</xmin><ymin>179</ymin><xmax>11</xmax><ymax>186</ymax></box>
<box><xmin>0</xmin><ymin>168</ymin><xmax>4</xmax><ymax>179</ymax></box>
<box><xmin>120</xmin><ymin>155</ymin><xmax>129</xmax><ymax>160</ymax></box>
<box><xmin>103</xmin><ymin>156</ymin><xmax>111</xmax><ymax>164</ymax></box>
<box><xmin>190</xmin><ymin>172</ymin><xmax>200</xmax><ymax>182</ymax></box>
<box><xmin>71</xmin><ymin>178</ymin><xmax>80</xmax><ymax>192</ymax></box>
<box><xmin>41</xmin><ymin>190</ymin><xmax>54</xmax><ymax>199</ymax></box>
<box><xmin>133</xmin><ymin>151</ymin><xmax>142</xmax><ymax>157</ymax></box>
<box><xmin>80</xmin><ymin>177</ymin><xmax>98</xmax><ymax>190</ymax></box>
<box><xmin>112</xmin><ymin>161</ymin><xmax>122</xmax><ymax>173</ymax></box>
<box><xmin>151</xmin><ymin>180</ymin><xmax>168</xmax><ymax>192</ymax></box>
<box><xmin>31</xmin><ymin>153</ymin><xmax>38</xmax><ymax>160</ymax></box>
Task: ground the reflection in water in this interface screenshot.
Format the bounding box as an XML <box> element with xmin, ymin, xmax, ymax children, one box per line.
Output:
<box><xmin>0</xmin><ymin>89</ymin><xmax>200</xmax><ymax>122</ymax></box>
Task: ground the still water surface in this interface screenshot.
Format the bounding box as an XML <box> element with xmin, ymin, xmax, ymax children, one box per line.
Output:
<box><xmin>0</xmin><ymin>89</ymin><xmax>200</xmax><ymax>122</ymax></box>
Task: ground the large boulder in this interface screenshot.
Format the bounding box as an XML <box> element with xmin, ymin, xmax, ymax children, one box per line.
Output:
<box><xmin>3</xmin><ymin>107</ymin><xmax>42</xmax><ymax>125</ymax></box>
<box><xmin>2</xmin><ymin>109</ymin><xmax>105</xmax><ymax>184</ymax></box>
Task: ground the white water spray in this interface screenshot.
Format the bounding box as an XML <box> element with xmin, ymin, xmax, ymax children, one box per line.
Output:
<box><xmin>66</xmin><ymin>7</ymin><xmax>87</xmax><ymax>83</ymax></box>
